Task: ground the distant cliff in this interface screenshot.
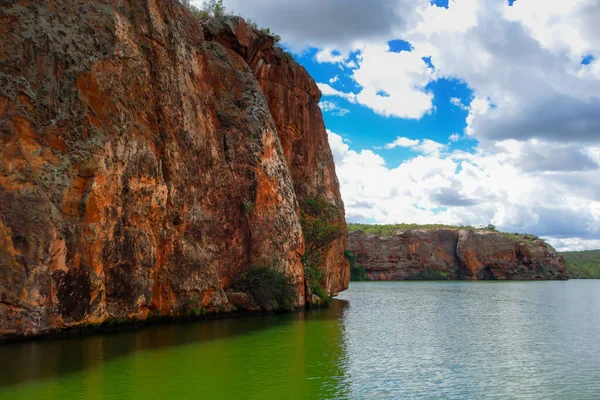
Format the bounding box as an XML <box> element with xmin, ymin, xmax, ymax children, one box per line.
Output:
<box><xmin>347</xmin><ymin>228</ymin><xmax>568</xmax><ymax>280</ymax></box>
<box><xmin>0</xmin><ymin>0</ymin><xmax>348</xmax><ymax>340</ymax></box>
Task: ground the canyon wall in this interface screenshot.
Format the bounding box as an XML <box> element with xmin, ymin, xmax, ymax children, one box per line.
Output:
<box><xmin>348</xmin><ymin>229</ymin><xmax>568</xmax><ymax>280</ymax></box>
<box><xmin>0</xmin><ymin>0</ymin><xmax>348</xmax><ymax>340</ymax></box>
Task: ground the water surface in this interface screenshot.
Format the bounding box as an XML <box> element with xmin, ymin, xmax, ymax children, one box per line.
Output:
<box><xmin>1</xmin><ymin>280</ymin><xmax>599</xmax><ymax>399</ymax></box>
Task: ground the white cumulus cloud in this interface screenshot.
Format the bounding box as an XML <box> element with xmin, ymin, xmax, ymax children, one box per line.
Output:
<box><xmin>319</xmin><ymin>100</ymin><xmax>350</xmax><ymax>116</ymax></box>
<box><xmin>329</xmin><ymin>130</ymin><xmax>600</xmax><ymax>250</ymax></box>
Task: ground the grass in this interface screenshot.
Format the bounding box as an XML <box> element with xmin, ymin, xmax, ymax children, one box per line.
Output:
<box><xmin>561</xmin><ymin>250</ymin><xmax>600</xmax><ymax>278</ymax></box>
<box><xmin>346</xmin><ymin>223</ymin><xmax>490</xmax><ymax>236</ymax></box>
<box><xmin>347</xmin><ymin>223</ymin><xmax>553</xmax><ymax>248</ymax></box>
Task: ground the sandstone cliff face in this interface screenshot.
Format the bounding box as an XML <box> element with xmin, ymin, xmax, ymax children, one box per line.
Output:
<box><xmin>203</xmin><ymin>17</ymin><xmax>349</xmax><ymax>298</ymax></box>
<box><xmin>0</xmin><ymin>0</ymin><xmax>348</xmax><ymax>339</ymax></box>
<box><xmin>348</xmin><ymin>230</ymin><xmax>568</xmax><ymax>281</ymax></box>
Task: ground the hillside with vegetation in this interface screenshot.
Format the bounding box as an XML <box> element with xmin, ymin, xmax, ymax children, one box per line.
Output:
<box><xmin>347</xmin><ymin>224</ymin><xmax>567</xmax><ymax>281</ymax></box>
<box><xmin>561</xmin><ymin>251</ymin><xmax>600</xmax><ymax>279</ymax></box>
<box><xmin>347</xmin><ymin>223</ymin><xmax>553</xmax><ymax>248</ymax></box>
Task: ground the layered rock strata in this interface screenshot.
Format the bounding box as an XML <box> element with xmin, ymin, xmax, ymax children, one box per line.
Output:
<box><xmin>348</xmin><ymin>229</ymin><xmax>568</xmax><ymax>280</ymax></box>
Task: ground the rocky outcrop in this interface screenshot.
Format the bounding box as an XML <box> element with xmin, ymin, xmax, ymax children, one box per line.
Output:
<box><xmin>348</xmin><ymin>229</ymin><xmax>568</xmax><ymax>280</ymax></box>
<box><xmin>0</xmin><ymin>1</ymin><xmax>348</xmax><ymax>340</ymax></box>
<box><xmin>203</xmin><ymin>17</ymin><xmax>349</xmax><ymax>298</ymax></box>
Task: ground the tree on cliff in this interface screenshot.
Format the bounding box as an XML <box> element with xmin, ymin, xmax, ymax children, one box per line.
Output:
<box><xmin>181</xmin><ymin>0</ymin><xmax>282</xmax><ymax>44</ymax></box>
<box><xmin>181</xmin><ymin>0</ymin><xmax>226</xmax><ymax>19</ymax></box>
<box><xmin>204</xmin><ymin>0</ymin><xmax>226</xmax><ymax>17</ymax></box>
<box><xmin>300</xmin><ymin>197</ymin><xmax>345</xmax><ymax>302</ymax></box>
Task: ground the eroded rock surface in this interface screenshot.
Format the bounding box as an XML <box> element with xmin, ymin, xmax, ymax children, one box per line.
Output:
<box><xmin>204</xmin><ymin>17</ymin><xmax>349</xmax><ymax>297</ymax></box>
<box><xmin>0</xmin><ymin>1</ymin><xmax>348</xmax><ymax>339</ymax></box>
<box><xmin>348</xmin><ymin>230</ymin><xmax>568</xmax><ymax>280</ymax></box>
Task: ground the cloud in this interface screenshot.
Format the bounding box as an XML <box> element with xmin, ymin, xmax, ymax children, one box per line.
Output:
<box><xmin>495</xmin><ymin>139</ymin><xmax>600</xmax><ymax>172</ymax></box>
<box><xmin>317</xmin><ymin>83</ymin><xmax>357</xmax><ymax>103</ymax></box>
<box><xmin>221</xmin><ymin>0</ymin><xmax>600</xmax><ymax>139</ymax></box>
<box><xmin>329</xmin><ymin>75</ymin><xmax>339</xmax><ymax>84</ymax></box>
<box><xmin>319</xmin><ymin>100</ymin><xmax>350</xmax><ymax>116</ymax></box>
<box><xmin>318</xmin><ymin>43</ymin><xmax>435</xmax><ymax>119</ymax></box>
<box><xmin>315</xmin><ymin>49</ymin><xmax>358</xmax><ymax>68</ymax></box>
<box><xmin>329</xmin><ymin>130</ymin><xmax>600</xmax><ymax>250</ymax></box>
<box><xmin>216</xmin><ymin>0</ymin><xmax>600</xmax><ymax>250</ymax></box>
<box><xmin>348</xmin><ymin>43</ymin><xmax>435</xmax><ymax>119</ymax></box>
<box><xmin>468</xmin><ymin>96</ymin><xmax>600</xmax><ymax>144</ymax></box>
<box><xmin>430</xmin><ymin>188</ymin><xmax>481</xmax><ymax>207</ymax></box>
<box><xmin>384</xmin><ymin>136</ymin><xmax>420</xmax><ymax>149</ymax></box>
<box><xmin>382</xmin><ymin>137</ymin><xmax>446</xmax><ymax>155</ymax></box>
<box><xmin>414</xmin><ymin>139</ymin><xmax>446</xmax><ymax>155</ymax></box>
<box><xmin>403</xmin><ymin>0</ymin><xmax>600</xmax><ymax>145</ymax></box>
<box><xmin>219</xmin><ymin>0</ymin><xmax>424</xmax><ymax>53</ymax></box>
<box><xmin>450</xmin><ymin>97</ymin><xmax>469</xmax><ymax>111</ymax></box>
<box><xmin>548</xmin><ymin>238</ymin><xmax>600</xmax><ymax>252</ymax></box>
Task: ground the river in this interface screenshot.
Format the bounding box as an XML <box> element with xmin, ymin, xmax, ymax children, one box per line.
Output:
<box><xmin>1</xmin><ymin>280</ymin><xmax>599</xmax><ymax>399</ymax></box>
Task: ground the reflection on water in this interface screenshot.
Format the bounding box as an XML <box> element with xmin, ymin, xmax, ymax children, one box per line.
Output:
<box><xmin>0</xmin><ymin>300</ymin><xmax>350</xmax><ymax>399</ymax></box>
<box><xmin>2</xmin><ymin>281</ymin><xmax>600</xmax><ymax>399</ymax></box>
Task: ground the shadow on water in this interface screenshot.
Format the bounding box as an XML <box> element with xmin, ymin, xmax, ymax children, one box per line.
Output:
<box><xmin>0</xmin><ymin>299</ymin><xmax>349</xmax><ymax>390</ymax></box>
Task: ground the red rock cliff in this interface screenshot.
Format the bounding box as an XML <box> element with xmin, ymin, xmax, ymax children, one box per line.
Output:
<box><xmin>348</xmin><ymin>229</ymin><xmax>568</xmax><ymax>280</ymax></box>
<box><xmin>0</xmin><ymin>0</ymin><xmax>348</xmax><ymax>340</ymax></box>
<box><xmin>203</xmin><ymin>17</ymin><xmax>349</xmax><ymax>298</ymax></box>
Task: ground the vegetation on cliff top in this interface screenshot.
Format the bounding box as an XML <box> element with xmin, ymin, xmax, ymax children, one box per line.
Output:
<box><xmin>346</xmin><ymin>223</ymin><xmax>496</xmax><ymax>235</ymax></box>
<box><xmin>347</xmin><ymin>223</ymin><xmax>554</xmax><ymax>249</ymax></box>
<box><xmin>181</xmin><ymin>0</ymin><xmax>224</xmax><ymax>19</ymax></box>
<box><xmin>301</xmin><ymin>197</ymin><xmax>345</xmax><ymax>304</ymax></box>
<box><xmin>181</xmin><ymin>0</ymin><xmax>282</xmax><ymax>43</ymax></box>
<box><xmin>561</xmin><ymin>250</ymin><xmax>600</xmax><ymax>279</ymax></box>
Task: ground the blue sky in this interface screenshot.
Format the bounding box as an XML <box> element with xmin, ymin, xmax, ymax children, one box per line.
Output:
<box><xmin>295</xmin><ymin>47</ymin><xmax>477</xmax><ymax>167</ymax></box>
<box><xmin>215</xmin><ymin>0</ymin><xmax>600</xmax><ymax>251</ymax></box>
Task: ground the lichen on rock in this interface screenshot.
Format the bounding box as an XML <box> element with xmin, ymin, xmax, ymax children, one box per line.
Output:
<box><xmin>0</xmin><ymin>1</ymin><xmax>348</xmax><ymax>340</ymax></box>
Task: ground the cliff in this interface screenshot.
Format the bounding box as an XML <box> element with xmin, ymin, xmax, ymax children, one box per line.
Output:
<box><xmin>0</xmin><ymin>0</ymin><xmax>348</xmax><ymax>340</ymax></box>
<box><xmin>347</xmin><ymin>229</ymin><xmax>568</xmax><ymax>280</ymax></box>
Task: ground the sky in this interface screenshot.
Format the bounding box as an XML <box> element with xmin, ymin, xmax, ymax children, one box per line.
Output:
<box><xmin>197</xmin><ymin>0</ymin><xmax>600</xmax><ymax>251</ymax></box>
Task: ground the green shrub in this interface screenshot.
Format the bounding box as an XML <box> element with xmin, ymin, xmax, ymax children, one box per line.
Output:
<box><xmin>230</xmin><ymin>267</ymin><xmax>296</xmax><ymax>312</ymax></box>
<box><xmin>344</xmin><ymin>251</ymin><xmax>370</xmax><ymax>281</ymax></box>
<box><xmin>203</xmin><ymin>0</ymin><xmax>226</xmax><ymax>17</ymax></box>
<box><xmin>405</xmin><ymin>268</ymin><xmax>449</xmax><ymax>281</ymax></box>
<box><xmin>260</xmin><ymin>27</ymin><xmax>281</xmax><ymax>44</ymax></box>
<box><xmin>309</xmin><ymin>282</ymin><xmax>332</xmax><ymax>307</ymax></box>
<box><xmin>181</xmin><ymin>1</ymin><xmax>283</xmax><ymax>45</ymax></box>
<box><xmin>191</xmin><ymin>307</ymin><xmax>207</xmax><ymax>317</ymax></box>
<box><xmin>245</xmin><ymin>19</ymin><xmax>258</xmax><ymax>29</ymax></box>
<box><xmin>181</xmin><ymin>0</ymin><xmax>210</xmax><ymax>20</ymax></box>
<box><xmin>300</xmin><ymin>197</ymin><xmax>344</xmax><ymax>303</ymax></box>
<box><xmin>301</xmin><ymin>197</ymin><xmax>344</xmax><ymax>259</ymax></box>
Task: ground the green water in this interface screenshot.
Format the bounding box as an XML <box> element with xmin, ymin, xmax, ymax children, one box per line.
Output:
<box><xmin>1</xmin><ymin>280</ymin><xmax>600</xmax><ymax>399</ymax></box>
